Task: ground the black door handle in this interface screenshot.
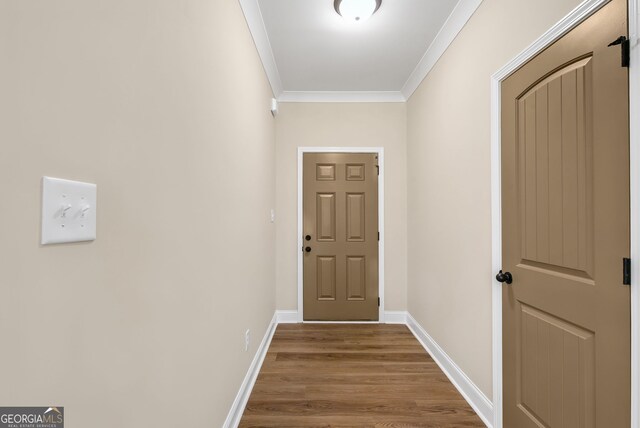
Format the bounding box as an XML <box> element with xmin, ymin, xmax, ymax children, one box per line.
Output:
<box><xmin>305</xmin><ymin>235</ymin><xmax>311</xmax><ymax>241</ymax></box>
<box><xmin>305</xmin><ymin>247</ymin><xmax>311</xmax><ymax>253</ymax></box>
<box><xmin>496</xmin><ymin>270</ymin><xmax>513</xmax><ymax>284</ymax></box>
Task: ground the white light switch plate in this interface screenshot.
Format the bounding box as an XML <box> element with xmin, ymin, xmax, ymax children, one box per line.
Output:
<box><xmin>41</xmin><ymin>177</ymin><xmax>97</xmax><ymax>245</ymax></box>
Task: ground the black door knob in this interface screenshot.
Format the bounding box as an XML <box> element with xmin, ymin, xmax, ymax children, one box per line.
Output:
<box><xmin>305</xmin><ymin>247</ymin><xmax>311</xmax><ymax>253</ymax></box>
<box><xmin>496</xmin><ymin>270</ymin><xmax>513</xmax><ymax>284</ymax></box>
<box><xmin>305</xmin><ymin>235</ymin><xmax>311</xmax><ymax>241</ymax></box>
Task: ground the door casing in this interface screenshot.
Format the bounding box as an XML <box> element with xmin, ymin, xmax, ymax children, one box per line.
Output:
<box><xmin>297</xmin><ymin>147</ymin><xmax>385</xmax><ymax>323</ymax></box>
<box><xmin>491</xmin><ymin>0</ymin><xmax>640</xmax><ymax>427</ymax></box>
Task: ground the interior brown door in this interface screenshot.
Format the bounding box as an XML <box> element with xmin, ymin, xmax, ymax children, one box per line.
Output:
<box><xmin>501</xmin><ymin>0</ymin><xmax>630</xmax><ymax>426</ymax></box>
<box><xmin>303</xmin><ymin>153</ymin><xmax>379</xmax><ymax>321</ymax></box>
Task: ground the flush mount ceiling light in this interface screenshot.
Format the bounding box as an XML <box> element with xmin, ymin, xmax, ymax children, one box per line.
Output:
<box><xmin>334</xmin><ymin>0</ymin><xmax>382</xmax><ymax>22</ymax></box>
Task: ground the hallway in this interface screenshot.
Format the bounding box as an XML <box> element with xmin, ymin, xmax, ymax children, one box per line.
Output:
<box><xmin>4</xmin><ymin>0</ymin><xmax>638</xmax><ymax>426</ymax></box>
<box><xmin>239</xmin><ymin>324</ymin><xmax>485</xmax><ymax>427</ymax></box>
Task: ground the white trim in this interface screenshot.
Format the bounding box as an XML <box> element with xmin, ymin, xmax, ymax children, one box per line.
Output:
<box><xmin>275</xmin><ymin>310</ymin><xmax>407</xmax><ymax>324</ymax></box>
<box><xmin>384</xmin><ymin>311</ymin><xmax>408</xmax><ymax>324</ymax></box>
<box><xmin>226</xmin><ymin>311</ymin><xmax>490</xmax><ymax>426</ymax></box>
<box><xmin>239</xmin><ymin>0</ymin><xmax>481</xmax><ymax>102</ymax></box>
<box><xmin>490</xmin><ymin>1</ymin><xmax>629</xmax><ymax>427</ymax></box>
<box><xmin>299</xmin><ymin>320</ymin><xmax>380</xmax><ymax>324</ymax></box>
<box><xmin>406</xmin><ymin>313</ymin><xmax>493</xmax><ymax>427</ymax></box>
<box><xmin>223</xmin><ymin>313</ymin><xmax>278</xmax><ymax>428</ymax></box>
<box><xmin>275</xmin><ymin>310</ymin><xmax>299</xmax><ymax>324</ymax></box>
<box><xmin>238</xmin><ymin>0</ymin><xmax>283</xmax><ymax>97</ymax></box>
<box><xmin>401</xmin><ymin>0</ymin><xmax>483</xmax><ymax>99</ymax></box>
<box><xmin>278</xmin><ymin>91</ymin><xmax>406</xmax><ymax>103</ymax></box>
<box><xmin>297</xmin><ymin>147</ymin><xmax>385</xmax><ymax>323</ymax></box>
<box><xmin>490</xmin><ymin>49</ymin><xmax>505</xmax><ymax>428</ymax></box>
<box><xmin>491</xmin><ymin>0</ymin><xmax>608</xmax><ymax>84</ymax></box>
<box><xmin>629</xmin><ymin>0</ymin><xmax>640</xmax><ymax>426</ymax></box>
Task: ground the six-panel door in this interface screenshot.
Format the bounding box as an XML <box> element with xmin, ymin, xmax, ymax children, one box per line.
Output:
<box><xmin>303</xmin><ymin>153</ymin><xmax>379</xmax><ymax>321</ymax></box>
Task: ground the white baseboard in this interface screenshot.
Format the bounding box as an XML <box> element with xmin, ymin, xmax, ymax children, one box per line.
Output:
<box><xmin>406</xmin><ymin>313</ymin><xmax>494</xmax><ymax>427</ymax></box>
<box><xmin>225</xmin><ymin>310</ymin><xmax>494</xmax><ymax>428</ymax></box>
<box><xmin>384</xmin><ymin>310</ymin><xmax>408</xmax><ymax>324</ymax></box>
<box><xmin>223</xmin><ymin>313</ymin><xmax>278</xmax><ymax>428</ymax></box>
<box><xmin>275</xmin><ymin>309</ymin><xmax>406</xmax><ymax>324</ymax></box>
<box><xmin>275</xmin><ymin>310</ymin><xmax>299</xmax><ymax>323</ymax></box>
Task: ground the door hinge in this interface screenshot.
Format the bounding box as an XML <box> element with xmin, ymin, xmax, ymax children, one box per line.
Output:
<box><xmin>378</xmin><ymin>232</ymin><xmax>380</xmax><ymax>241</ymax></box>
<box><xmin>608</xmin><ymin>36</ymin><xmax>630</xmax><ymax>68</ymax></box>
<box><xmin>378</xmin><ymin>297</ymin><xmax>380</xmax><ymax>307</ymax></box>
<box><xmin>623</xmin><ymin>257</ymin><xmax>631</xmax><ymax>285</ymax></box>
<box><xmin>375</xmin><ymin>164</ymin><xmax>379</xmax><ymax>175</ymax></box>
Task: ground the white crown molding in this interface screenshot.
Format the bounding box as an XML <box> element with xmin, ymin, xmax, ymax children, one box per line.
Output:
<box><xmin>401</xmin><ymin>0</ymin><xmax>483</xmax><ymax>100</ymax></box>
<box><xmin>279</xmin><ymin>91</ymin><xmax>406</xmax><ymax>103</ymax></box>
<box><xmin>238</xmin><ymin>0</ymin><xmax>283</xmax><ymax>97</ymax></box>
<box><xmin>240</xmin><ymin>0</ymin><xmax>482</xmax><ymax>103</ymax></box>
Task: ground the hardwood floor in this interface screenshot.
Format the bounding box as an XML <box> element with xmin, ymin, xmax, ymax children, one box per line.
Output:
<box><xmin>239</xmin><ymin>324</ymin><xmax>486</xmax><ymax>427</ymax></box>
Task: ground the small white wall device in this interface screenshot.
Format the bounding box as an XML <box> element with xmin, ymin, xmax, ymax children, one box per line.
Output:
<box><xmin>41</xmin><ymin>176</ymin><xmax>97</xmax><ymax>245</ymax></box>
<box><xmin>270</xmin><ymin>98</ymin><xmax>278</xmax><ymax>117</ymax></box>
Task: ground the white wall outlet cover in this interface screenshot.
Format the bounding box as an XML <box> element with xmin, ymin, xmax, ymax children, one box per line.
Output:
<box><xmin>41</xmin><ymin>177</ymin><xmax>97</xmax><ymax>245</ymax></box>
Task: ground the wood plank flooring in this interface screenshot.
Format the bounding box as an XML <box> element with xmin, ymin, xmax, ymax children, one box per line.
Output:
<box><xmin>239</xmin><ymin>324</ymin><xmax>486</xmax><ymax>427</ymax></box>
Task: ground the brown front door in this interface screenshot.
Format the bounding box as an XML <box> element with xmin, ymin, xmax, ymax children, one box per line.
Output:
<box><xmin>303</xmin><ymin>153</ymin><xmax>379</xmax><ymax>321</ymax></box>
<box><xmin>501</xmin><ymin>0</ymin><xmax>630</xmax><ymax>426</ymax></box>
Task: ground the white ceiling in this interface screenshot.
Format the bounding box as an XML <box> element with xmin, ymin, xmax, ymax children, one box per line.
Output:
<box><xmin>240</xmin><ymin>0</ymin><xmax>483</xmax><ymax>101</ymax></box>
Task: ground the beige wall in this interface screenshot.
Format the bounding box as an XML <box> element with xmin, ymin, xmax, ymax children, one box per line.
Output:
<box><xmin>275</xmin><ymin>102</ymin><xmax>407</xmax><ymax>312</ymax></box>
<box><xmin>0</xmin><ymin>1</ymin><xmax>275</xmax><ymax>426</ymax></box>
<box><xmin>407</xmin><ymin>0</ymin><xmax>583</xmax><ymax>397</ymax></box>
<box><xmin>0</xmin><ymin>0</ymin><xmax>590</xmax><ymax>423</ymax></box>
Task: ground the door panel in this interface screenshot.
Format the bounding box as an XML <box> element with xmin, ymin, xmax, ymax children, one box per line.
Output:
<box><xmin>346</xmin><ymin>256</ymin><xmax>366</xmax><ymax>300</ymax></box>
<box><xmin>316</xmin><ymin>164</ymin><xmax>336</xmax><ymax>181</ymax></box>
<box><xmin>303</xmin><ymin>153</ymin><xmax>379</xmax><ymax>321</ymax></box>
<box><xmin>518</xmin><ymin>303</ymin><xmax>595</xmax><ymax>427</ymax></box>
<box><xmin>346</xmin><ymin>163</ymin><xmax>365</xmax><ymax>180</ymax></box>
<box><xmin>519</xmin><ymin>57</ymin><xmax>593</xmax><ymax>274</ymax></box>
<box><xmin>316</xmin><ymin>193</ymin><xmax>336</xmax><ymax>241</ymax></box>
<box><xmin>346</xmin><ymin>193</ymin><xmax>365</xmax><ymax>241</ymax></box>
<box><xmin>501</xmin><ymin>0</ymin><xmax>629</xmax><ymax>426</ymax></box>
<box><xmin>317</xmin><ymin>256</ymin><xmax>336</xmax><ymax>300</ymax></box>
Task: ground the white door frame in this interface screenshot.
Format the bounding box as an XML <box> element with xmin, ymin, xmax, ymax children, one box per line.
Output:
<box><xmin>297</xmin><ymin>147</ymin><xmax>385</xmax><ymax>323</ymax></box>
<box><xmin>490</xmin><ymin>0</ymin><xmax>640</xmax><ymax>427</ymax></box>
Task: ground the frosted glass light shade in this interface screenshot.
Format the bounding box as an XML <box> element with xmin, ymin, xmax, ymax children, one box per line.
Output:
<box><xmin>335</xmin><ymin>0</ymin><xmax>381</xmax><ymax>22</ymax></box>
